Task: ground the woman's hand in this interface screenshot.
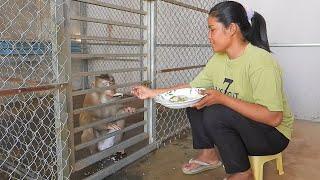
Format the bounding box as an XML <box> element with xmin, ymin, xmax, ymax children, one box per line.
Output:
<box><xmin>131</xmin><ymin>85</ymin><xmax>156</xmax><ymax>99</ymax></box>
<box><xmin>193</xmin><ymin>89</ymin><xmax>225</xmax><ymax>109</ymax></box>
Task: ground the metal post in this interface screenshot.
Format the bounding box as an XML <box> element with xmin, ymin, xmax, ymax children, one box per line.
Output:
<box><xmin>80</xmin><ymin>1</ymin><xmax>90</xmax><ymax>89</ymax></box>
<box><xmin>53</xmin><ymin>0</ymin><xmax>72</xmax><ymax>179</ymax></box>
<box><xmin>62</xmin><ymin>0</ymin><xmax>74</xmax><ymax>175</ymax></box>
<box><xmin>140</xmin><ymin>0</ymin><xmax>144</xmax><ymax>82</ymax></box>
<box><xmin>144</xmin><ymin>0</ymin><xmax>157</xmax><ymax>144</ymax></box>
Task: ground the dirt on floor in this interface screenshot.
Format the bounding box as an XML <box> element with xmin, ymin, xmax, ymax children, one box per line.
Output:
<box><xmin>108</xmin><ymin>120</ymin><xmax>320</xmax><ymax>180</ymax></box>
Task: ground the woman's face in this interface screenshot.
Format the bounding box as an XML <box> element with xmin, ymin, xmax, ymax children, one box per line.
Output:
<box><xmin>208</xmin><ymin>17</ymin><xmax>232</xmax><ymax>52</ymax></box>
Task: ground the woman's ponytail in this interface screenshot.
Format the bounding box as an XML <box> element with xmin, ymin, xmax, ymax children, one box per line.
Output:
<box><xmin>245</xmin><ymin>12</ymin><xmax>271</xmax><ymax>52</ymax></box>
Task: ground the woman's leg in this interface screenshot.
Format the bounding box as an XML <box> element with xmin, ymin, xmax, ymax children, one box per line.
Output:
<box><xmin>186</xmin><ymin>107</ymin><xmax>213</xmax><ymax>149</ymax></box>
<box><xmin>202</xmin><ymin>104</ymin><xmax>289</xmax><ymax>179</ymax></box>
<box><xmin>182</xmin><ymin>107</ymin><xmax>220</xmax><ymax>170</ymax></box>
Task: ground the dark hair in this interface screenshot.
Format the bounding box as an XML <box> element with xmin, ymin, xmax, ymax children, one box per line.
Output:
<box><xmin>209</xmin><ymin>1</ymin><xmax>271</xmax><ymax>52</ymax></box>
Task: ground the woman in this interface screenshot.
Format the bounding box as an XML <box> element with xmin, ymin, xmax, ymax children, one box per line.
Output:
<box><xmin>131</xmin><ymin>1</ymin><xmax>294</xmax><ymax>180</ymax></box>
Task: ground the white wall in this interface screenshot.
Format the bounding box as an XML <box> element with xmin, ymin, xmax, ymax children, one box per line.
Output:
<box><xmin>238</xmin><ymin>0</ymin><xmax>320</xmax><ymax>121</ymax></box>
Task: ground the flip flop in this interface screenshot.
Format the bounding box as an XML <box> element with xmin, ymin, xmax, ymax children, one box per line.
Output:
<box><xmin>182</xmin><ymin>159</ymin><xmax>223</xmax><ymax>175</ymax></box>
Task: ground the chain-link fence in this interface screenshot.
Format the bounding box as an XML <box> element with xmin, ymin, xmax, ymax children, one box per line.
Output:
<box><xmin>0</xmin><ymin>0</ymin><xmax>70</xmax><ymax>179</ymax></box>
<box><xmin>154</xmin><ymin>0</ymin><xmax>225</xmax><ymax>144</ymax></box>
<box><xmin>1</xmin><ymin>0</ymin><xmax>227</xmax><ymax>179</ymax></box>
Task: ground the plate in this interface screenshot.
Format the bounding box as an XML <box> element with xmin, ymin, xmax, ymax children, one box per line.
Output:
<box><xmin>154</xmin><ymin>88</ymin><xmax>205</xmax><ymax>109</ymax></box>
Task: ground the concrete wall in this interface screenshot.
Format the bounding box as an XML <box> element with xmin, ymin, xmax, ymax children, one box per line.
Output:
<box><xmin>237</xmin><ymin>0</ymin><xmax>320</xmax><ymax>121</ymax></box>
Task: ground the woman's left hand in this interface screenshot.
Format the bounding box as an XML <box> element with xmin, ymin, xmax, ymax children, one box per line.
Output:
<box><xmin>192</xmin><ymin>89</ymin><xmax>225</xmax><ymax>109</ymax></box>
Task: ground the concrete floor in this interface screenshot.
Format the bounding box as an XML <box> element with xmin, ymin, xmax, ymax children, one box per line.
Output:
<box><xmin>108</xmin><ymin>120</ymin><xmax>320</xmax><ymax>180</ymax></box>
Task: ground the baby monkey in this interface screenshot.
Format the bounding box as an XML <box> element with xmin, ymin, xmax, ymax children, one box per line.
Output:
<box><xmin>79</xmin><ymin>74</ymin><xmax>135</xmax><ymax>156</ymax></box>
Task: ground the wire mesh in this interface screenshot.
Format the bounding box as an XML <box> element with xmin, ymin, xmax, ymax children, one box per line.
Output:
<box><xmin>0</xmin><ymin>0</ymin><xmax>70</xmax><ymax>179</ymax></box>
<box><xmin>0</xmin><ymin>89</ymin><xmax>70</xmax><ymax>180</ymax></box>
<box><xmin>0</xmin><ymin>0</ymin><xmax>69</xmax><ymax>89</ymax></box>
<box><xmin>154</xmin><ymin>0</ymin><xmax>225</xmax><ymax>144</ymax></box>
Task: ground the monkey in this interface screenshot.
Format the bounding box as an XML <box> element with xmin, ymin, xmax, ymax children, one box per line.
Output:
<box><xmin>79</xmin><ymin>74</ymin><xmax>135</xmax><ymax>156</ymax></box>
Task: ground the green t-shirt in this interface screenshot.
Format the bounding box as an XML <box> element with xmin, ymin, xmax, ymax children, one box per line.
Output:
<box><xmin>190</xmin><ymin>43</ymin><xmax>294</xmax><ymax>140</ymax></box>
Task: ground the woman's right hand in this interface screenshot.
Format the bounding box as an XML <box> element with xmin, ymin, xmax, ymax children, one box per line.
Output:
<box><xmin>131</xmin><ymin>85</ymin><xmax>156</xmax><ymax>99</ymax></box>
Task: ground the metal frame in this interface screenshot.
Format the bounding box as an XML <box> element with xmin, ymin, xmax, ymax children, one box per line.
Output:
<box><xmin>70</xmin><ymin>16</ymin><xmax>147</xmax><ymax>29</ymax></box>
<box><xmin>145</xmin><ymin>0</ymin><xmax>157</xmax><ymax>144</ymax></box>
<box><xmin>66</xmin><ymin>0</ymin><xmax>158</xmax><ymax>179</ymax></box>
<box><xmin>72</xmin><ymin>67</ymin><xmax>147</xmax><ymax>77</ymax></box>
<box><xmin>70</xmin><ymin>35</ymin><xmax>147</xmax><ymax>44</ymax></box>
<box><xmin>71</xmin><ymin>53</ymin><xmax>148</xmax><ymax>59</ymax></box>
<box><xmin>72</xmin><ymin>80</ymin><xmax>150</xmax><ymax>96</ymax></box>
<box><xmin>79</xmin><ymin>1</ymin><xmax>90</xmax><ymax>90</ymax></box>
<box><xmin>64</xmin><ymin>0</ymin><xmax>76</xmax><ymax>171</ymax></box>
<box><xmin>157</xmin><ymin>65</ymin><xmax>205</xmax><ymax>73</ymax></box>
<box><xmin>73</xmin><ymin>0</ymin><xmax>147</xmax><ymax>15</ymax></box>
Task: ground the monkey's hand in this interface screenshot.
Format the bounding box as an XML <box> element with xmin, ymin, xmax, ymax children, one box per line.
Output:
<box><xmin>124</xmin><ymin>107</ymin><xmax>136</xmax><ymax>113</ymax></box>
<box><xmin>107</xmin><ymin>123</ymin><xmax>121</xmax><ymax>131</ymax></box>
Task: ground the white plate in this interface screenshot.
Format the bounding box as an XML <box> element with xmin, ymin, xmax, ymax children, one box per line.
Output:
<box><xmin>154</xmin><ymin>88</ymin><xmax>205</xmax><ymax>109</ymax></box>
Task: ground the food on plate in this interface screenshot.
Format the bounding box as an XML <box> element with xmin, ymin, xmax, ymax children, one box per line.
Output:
<box><xmin>169</xmin><ymin>95</ymin><xmax>188</xmax><ymax>103</ymax></box>
<box><xmin>154</xmin><ymin>88</ymin><xmax>205</xmax><ymax>109</ymax></box>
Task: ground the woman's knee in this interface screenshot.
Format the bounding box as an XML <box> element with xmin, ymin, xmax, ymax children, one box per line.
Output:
<box><xmin>202</xmin><ymin>104</ymin><xmax>232</xmax><ymax>128</ymax></box>
<box><xmin>186</xmin><ymin>107</ymin><xmax>203</xmax><ymax>124</ymax></box>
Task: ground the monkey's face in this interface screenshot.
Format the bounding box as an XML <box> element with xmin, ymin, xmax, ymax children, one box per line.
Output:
<box><xmin>96</xmin><ymin>77</ymin><xmax>116</xmax><ymax>96</ymax></box>
<box><xmin>100</xmin><ymin>79</ymin><xmax>114</xmax><ymax>87</ymax></box>
<box><xmin>95</xmin><ymin>76</ymin><xmax>115</xmax><ymax>87</ymax></box>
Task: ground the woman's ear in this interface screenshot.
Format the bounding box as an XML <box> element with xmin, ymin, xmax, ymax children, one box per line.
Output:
<box><xmin>227</xmin><ymin>23</ymin><xmax>238</xmax><ymax>36</ymax></box>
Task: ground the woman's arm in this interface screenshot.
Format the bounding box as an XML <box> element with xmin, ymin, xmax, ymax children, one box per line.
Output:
<box><xmin>193</xmin><ymin>90</ymin><xmax>283</xmax><ymax>127</ymax></box>
<box><xmin>221</xmin><ymin>93</ymin><xmax>283</xmax><ymax>127</ymax></box>
<box><xmin>153</xmin><ymin>83</ymin><xmax>191</xmax><ymax>96</ymax></box>
<box><xmin>131</xmin><ymin>83</ymin><xmax>191</xmax><ymax>99</ymax></box>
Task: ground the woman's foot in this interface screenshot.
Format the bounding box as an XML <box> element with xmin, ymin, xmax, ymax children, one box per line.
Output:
<box><xmin>224</xmin><ymin>169</ymin><xmax>253</xmax><ymax>180</ymax></box>
<box><xmin>182</xmin><ymin>148</ymin><xmax>221</xmax><ymax>173</ymax></box>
